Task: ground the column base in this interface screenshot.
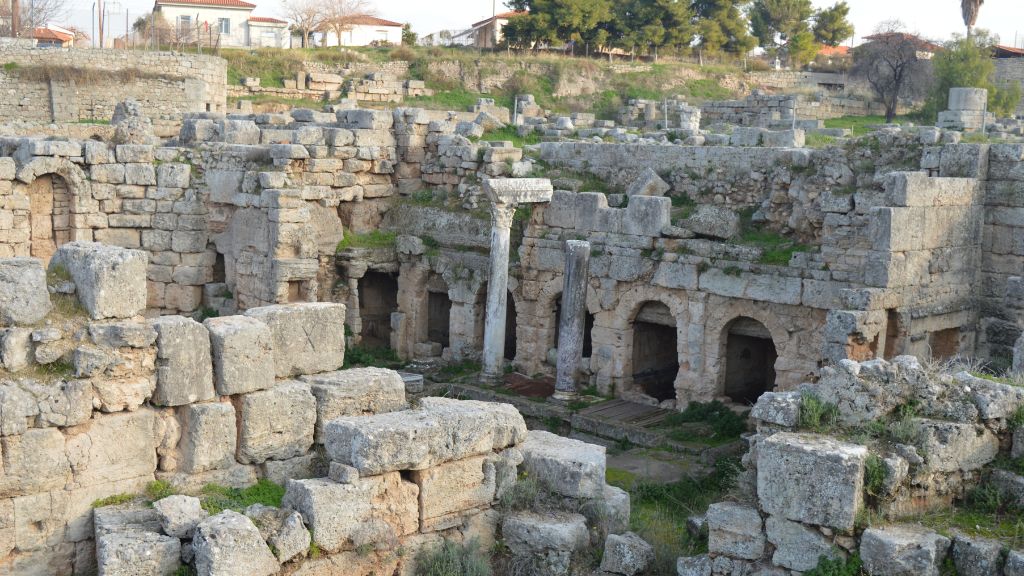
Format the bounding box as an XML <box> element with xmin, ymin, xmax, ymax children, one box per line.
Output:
<box><xmin>552</xmin><ymin>389</ymin><xmax>579</xmax><ymax>402</ymax></box>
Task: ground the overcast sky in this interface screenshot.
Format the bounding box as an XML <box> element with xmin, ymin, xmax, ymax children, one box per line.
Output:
<box><xmin>67</xmin><ymin>0</ymin><xmax>1024</xmax><ymax>49</ymax></box>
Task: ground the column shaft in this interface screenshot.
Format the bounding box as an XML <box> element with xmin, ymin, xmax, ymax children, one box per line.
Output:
<box><xmin>481</xmin><ymin>203</ymin><xmax>516</xmax><ymax>379</ymax></box>
<box><xmin>555</xmin><ymin>240</ymin><xmax>591</xmax><ymax>399</ymax></box>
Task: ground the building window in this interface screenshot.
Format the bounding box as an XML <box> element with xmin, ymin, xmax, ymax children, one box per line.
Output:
<box><xmin>177</xmin><ymin>15</ymin><xmax>191</xmax><ymax>34</ymax></box>
<box><xmin>219</xmin><ymin>18</ymin><xmax>230</xmax><ymax>34</ymax></box>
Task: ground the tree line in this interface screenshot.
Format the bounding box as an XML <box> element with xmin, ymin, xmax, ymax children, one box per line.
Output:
<box><xmin>501</xmin><ymin>0</ymin><xmax>854</xmax><ymax>64</ymax></box>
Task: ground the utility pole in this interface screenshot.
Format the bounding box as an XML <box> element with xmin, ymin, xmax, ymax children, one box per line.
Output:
<box><xmin>11</xmin><ymin>0</ymin><xmax>19</xmax><ymax>37</ymax></box>
<box><xmin>97</xmin><ymin>0</ymin><xmax>104</xmax><ymax>47</ymax></box>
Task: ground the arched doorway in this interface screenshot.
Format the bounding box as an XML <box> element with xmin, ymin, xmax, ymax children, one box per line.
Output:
<box><xmin>28</xmin><ymin>174</ymin><xmax>72</xmax><ymax>263</ymax></box>
<box><xmin>632</xmin><ymin>301</ymin><xmax>678</xmax><ymax>402</ymax></box>
<box><xmin>723</xmin><ymin>317</ymin><xmax>777</xmax><ymax>404</ymax></box>
<box><xmin>427</xmin><ymin>289</ymin><xmax>452</xmax><ymax>349</ymax></box>
<box><xmin>358</xmin><ymin>271</ymin><xmax>398</xmax><ymax>348</ymax></box>
<box><xmin>505</xmin><ymin>292</ymin><xmax>517</xmax><ymax>361</ymax></box>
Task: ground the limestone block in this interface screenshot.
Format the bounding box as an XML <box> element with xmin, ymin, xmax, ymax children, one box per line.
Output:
<box><xmin>89</xmin><ymin>321</ymin><xmax>157</xmax><ymax>348</ymax></box>
<box><xmin>64</xmin><ymin>410</ymin><xmax>157</xmax><ymax>490</ymax></box>
<box><xmin>410</xmin><ymin>455</ymin><xmax>496</xmax><ymax>532</ymax></box>
<box><xmin>245</xmin><ymin>303</ymin><xmax>346</xmax><ymax>378</ymax></box>
<box><xmin>0</xmin><ymin>428</ymin><xmax>70</xmax><ymax>498</ymax></box>
<box><xmin>599</xmin><ymin>532</ymin><xmax>654</xmax><ymax>575</ymax></box>
<box><xmin>235</xmin><ymin>381</ymin><xmax>315</xmax><ymax>464</ymax></box>
<box><xmin>325</xmin><ymin>399</ymin><xmax>524</xmax><ymax>475</ymax></box>
<box><xmin>684</xmin><ymin>205</ymin><xmax>740</xmax><ymax>240</ymax></box>
<box><xmin>952</xmin><ymin>534</ymin><xmax>1004</xmax><ymax>576</ymax></box>
<box><xmin>750</xmin><ymin>391</ymin><xmax>801</xmax><ymax>428</ymax></box>
<box><xmin>520</xmin><ymin>430</ymin><xmax>605</xmax><ymax>499</ymax></box>
<box><xmin>1006</xmin><ymin>550</ymin><xmax>1024</xmax><ymax>576</ymax></box>
<box><xmin>0</xmin><ymin>380</ymin><xmax>36</xmax><ymax>435</ymax></box>
<box><xmin>281</xmin><ymin>474</ymin><xmax>418</xmax><ymax>553</ymax></box>
<box><xmin>244</xmin><ymin>504</ymin><xmax>310</xmax><ymax>564</ymax></box>
<box><xmin>299</xmin><ymin>367</ymin><xmax>407</xmax><ymax>442</ymax></box>
<box><xmin>757</xmin><ymin>432</ymin><xmax>866</xmax><ymax>531</ymax></box>
<box><xmin>93</xmin><ymin>506</ymin><xmax>164</xmax><ymax>537</ymax></box>
<box><xmin>192</xmin><ymin>510</ymin><xmax>280</xmax><ymax>576</ymax></box>
<box><xmin>706</xmin><ymin>502</ymin><xmax>764</xmax><ymax>560</ymax></box>
<box><xmin>150</xmin><ymin>316</ymin><xmax>215</xmax><ymax>407</ymax></box>
<box><xmin>599</xmin><ymin>484</ymin><xmax>631</xmax><ymax>535</ymax></box>
<box><xmin>204</xmin><ymin>316</ymin><xmax>275</xmax><ymax>396</ymax></box>
<box><xmin>0</xmin><ymin>328</ymin><xmax>32</xmax><ymax>373</ymax></box>
<box><xmin>625</xmin><ymin>167</ymin><xmax>670</xmax><ymax>197</ymax></box>
<box><xmin>624</xmin><ymin>195</ymin><xmax>671</xmax><ymax>236</ymax></box>
<box><xmin>261</xmin><ymin>453</ymin><xmax>327</xmax><ymax>485</ymax></box>
<box><xmin>958</xmin><ymin>372</ymin><xmax>1024</xmax><ymax>420</ymax></box>
<box><xmin>177</xmin><ymin>402</ymin><xmax>236</xmax><ymax>473</ymax></box>
<box><xmin>153</xmin><ymin>495</ymin><xmax>207</xmax><ymax>538</ymax></box>
<box><xmin>0</xmin><ymin>258</ymin><xmax>51</xmax><ymax>326</ymax></box>
<box><xmin>948</xmin><ymin>87</ymin><xmax>988</xmax><ymax>111</ymax></box>
<box><xmin>502</xmin><ymin>511</ymin><xmax>588</xmax><ymax>576</ymax></box>
<box><xmin>912</xmin><ymin>418</ymin><xmax>998</xmax><ymax>472</ymax></box>
<box><xmin>677</xmin><ymin>555</ymin><xmax>712</xmax><ymax>576</ymax></box>
<box><xmin>50</xmin><ymin>243</ymin><xmax>147</xmax><ymax>320</ymax></box>
<box><xmin>860</xmin><ymin>525</ymin><xmax>951</xmax><ymax>576</ymax></box>
<box><xmin>765</xmin><ymin>515</ymin><xmax>838</xmax><ymax>571</ymax></box>
<box><xmin>96</xmin><ymin>531</ymin><xmax>181</xmax><ymax>576</ymax></box>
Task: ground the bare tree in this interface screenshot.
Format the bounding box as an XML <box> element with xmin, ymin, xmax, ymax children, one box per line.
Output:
<box><xmin>321</xmin><ymin>0</ymin><xmax>373</xmax><ymax>49</ymax></box>
<box><xmin>0</xmin><ymin>0</ymin><xmax>68</xmax><ymax>37</ymax></box>
<box><xmin>852</xmin><ymin>21</ymin><xmax>934</xmax><ymax>122</ymax></box>
<box><xmin>280</xmin><ymin>0</ymin><xmax>326</xmax><ymax>48</ymax></box>
<box><xmin>961</xmin><ymin>0</ymin><xmax>984</xmax><ymax>37</ymax></box>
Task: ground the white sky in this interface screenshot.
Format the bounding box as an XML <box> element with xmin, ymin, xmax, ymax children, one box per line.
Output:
<box><xmin>66</xmin><ymin>0</ymin><xmax>1024</xmax><ymax>49</ymax></box>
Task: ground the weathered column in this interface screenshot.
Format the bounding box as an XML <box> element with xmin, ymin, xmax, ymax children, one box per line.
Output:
<box><xmin>554</xmin><ymin>240</ymin><xmax>591</xmax><ymax>400</ymax></box>
<box><xmin>481</xmin><ymin>178</ymin><xmax>554</xmax><ymax>381</ymax></box>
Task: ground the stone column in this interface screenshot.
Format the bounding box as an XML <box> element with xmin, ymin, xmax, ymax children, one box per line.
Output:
<box><xmin>481</xmin><ymin>178</ymin><xmax>554</xmax><ymax>382</ymax></box>
<box><xmin>554</xmin><ymin>240</ymin><xmax>591</xmax><ymax>400</ymax></box>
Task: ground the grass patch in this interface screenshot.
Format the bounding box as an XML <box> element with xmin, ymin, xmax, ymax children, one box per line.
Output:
<box><xmin>222</xmin><ymin>47</ymin><xmax>361</xmax><ymax>87</ymax></box>
<box><xmin>684</xmin><ymin>78</ymin><xmax>733</xmax><ymax>101</ymax></box>
<box><xmin>343</xmin><ymin>345</ymin><xmax>402</xmax><ymax>369</ymax></box>
<box><xmin>609</xmin><ymin>458</ymin><xmax>742</xmax><ymax>574</ymax></box>
<box><xmin>804</xmin><ymin>553</ymin><xmax>864</xmax><ymax>576</ymax></box>
<box><xmin>823</xmin><ymin>114</ymin><xmax>915</xmax><ymax>137</ymax></box>
<box><xmin>199</xmin><ymin>479</ymin><xmax>285</xmax><ymax>514</ymax></box>
<box><xmin>1010</xmin><ymin>405</ymin><xmax>1024</xmax><ymax>430</ymax></box>
<box><xmin>434</xmin><ymin>360</ymin><xmax>481</xmax><ymax>382</ymax></box>
<box><xmin>805</xmin><ymin>133</ymin><xmax>838</xmax><ymax>148</ymax></box>
<box><xmin>909</xmin><ymin>488</ymin><xmax>1024</xmax><ymax>550</ymax></box>
<box><xmin>797</xmin><ymin>392</ymin><xmax>840</xmax><ymax>432</ymax></box>
<box><xmin>414</xmin><ymin>538</ymin><xmax>493</xmax><ymax>576</ymax></box>
<box><xmin>735</xmin><ymin>209</ymin><xmax>812</xmax><ymax>266</ymax></box>
<box><xmin>229</xmin><ymin>94</ymin><xmax>326</xmax><ymax>110</ymax></box>
<box><xmin>405</xmin><ymin>87</ymin><xmax>481</xmax><ymax>112</ymax></box>
<box><xmin>145</xmin><ymin>480</ymin><xmax>176</xmax><ymax>501</ymax></box>
<box><xmin>659</xmin><ymin>401</ymin><xmax>748</xmax><ymax>444</ymax></box>
<box><xmin>336</xmin><ymin>230</ymin><xmax>397</xmax><ymax>252</ymax></box>
<box><xmin>480</xmin><ymin>125</ymin><xmax>542</xmax><ymax>148</ymax></box>
<box><xmin>91</xmin><ymin>493</ymin><xmax>136</xmax><ymax>508</ymax></box>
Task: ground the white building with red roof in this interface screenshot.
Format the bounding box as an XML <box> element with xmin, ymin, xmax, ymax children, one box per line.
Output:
<box><xmin>452</xmin><ymin>10</ymin><xmax>526</xmax><ymax>48</ymax></box>
<box><xmin>321</xmin><ymin>15</ymin><xmax>404</xmax><ymax>47</ymax></box>
<box><xmin>153</xmin><ymin>0</ymin><xmax>288</xmax><ymax>48</ymax></box>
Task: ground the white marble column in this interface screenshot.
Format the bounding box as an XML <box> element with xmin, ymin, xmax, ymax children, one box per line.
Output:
<box><xmin>554</xmin><ymin>240</ymin><xmax>590</xmax><ymax>400</ymax></box>
<box><xmin>480</xmin><ymin>178</ymin><xmax>554</xmax><ymax>382</ymax></box>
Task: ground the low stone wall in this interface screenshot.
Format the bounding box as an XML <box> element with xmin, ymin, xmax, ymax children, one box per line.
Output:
<box><xmin>0</xmin><ymin>46</ymin><xmax>227</xmax><ymax>124</ymax></box>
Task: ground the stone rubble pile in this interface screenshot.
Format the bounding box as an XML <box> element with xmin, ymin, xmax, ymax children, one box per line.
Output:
<box><xmin>678</xmin><ymin>355</ymin><xmax>1024</xmax><ymax>576</ymax></box>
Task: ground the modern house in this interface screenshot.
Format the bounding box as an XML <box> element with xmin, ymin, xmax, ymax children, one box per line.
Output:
<box><xmin>32</xmin><ymin>26</ymin><xmax>75</xmax><ymax>48</ymax></box>
<box><xmin>320</xmin><ymin>15</ymin><xmax>403</xmax><ymax>47</ymax></box>
<box><xmin>152</xmin><ymin>0</ymin><xmax>287</xmax><ymax>48</ymax></box>
<box><xmin>452</xmin><ymin>10</ymin><xmax>525</xmax><ymax>48</ymax></box>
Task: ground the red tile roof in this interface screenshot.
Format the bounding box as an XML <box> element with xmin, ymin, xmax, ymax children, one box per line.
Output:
<box><xmin>994</xmin><ymin>44</ymin><xmax>1024</xmax><ymax>58</ymax></box>
<box><xmin>346</xmin><ymin>15</ymin><xmax>403</xmax><ymax>27</ymax></box>
<box><xmin>862</xmin><ymin>32</ymin><xmax>942</xmax><ymax>53</ymax></box>
<box><xmin>473</xmin><ymin>10</ymin><xmax>526</xmax><ymax>28</ymax></box>
<box><xmin>32</xmin><ymin>27</ymin><xmax>73</xmax><ymax>42</ymax></box>
<box><xmin>818</xmin><ymin>45</ymin><xmax>850</xmax><ymax>57</ymax></box>
<box><xmin>155</xmin><ymin>0</ymin><xmax>256</xmax><ymax>9</ymax></box>
<box><xmin>249</xmin><ymin>16</ymin><xmax>287</xmax><ymax>24</ymax></box>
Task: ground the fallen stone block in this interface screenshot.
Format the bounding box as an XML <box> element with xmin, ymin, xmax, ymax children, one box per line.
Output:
<box><xmin>153</xmin><ymin>495</ymin><xmax>207</xmax><ymax>538</ymax></box>
<box><xmin>750</xmin><ymin>390</ymin><xmax>802</xmax><ymax>428</ymax></box>
<box><xmin>245</xmin><ymin>504</ymin><xmax>311</xmax><ymax>564</ymax></box>
<box><xmin>625</xmin><ymin>167</ymin><xmax>670</xmax><ymax>197</ymax></box>
<box><xmin>281</xmin><ymin>474</ymin><xmax>418</xmax><ymax>553</ymax></box>
<box><xmin>0</xmin><ymin>258</ymin><xmax>51</xmax><ymax>326</ymax></box>
<box><xmin>860</xmin><ymin>525</ymin><xmax>951</xmax><ymax>576</ymax></box>
<box><xmin>151</xmin><ymin>316</ymin><xmax>215</xmax><ymax>406</ymax></box>
<box><xmin>96</xmin><ymin>531</ymin><xmax>181</xmax><ymax>576</ymax></box>
<box><xmin>261</xmin><ymin>453</ymin><xmax>327</xmax><ymax>485</ymax></box>
<box><xmin>93</xmin><ymin>506</ymin><xmax>164</xmax><ymax>537</ymax></box>
<box><xmin>300</xmin><ymin>367</ymin><xmax>407</xmax><ymax>442</ymax></box>
<box><xmin>192</xmin><ymin>510</ymin><xmax>280</xmax><ymax>576</ymax></box>
<box><xmin>418</xmin><ymin>397</ymin><xmax>527</xmax><ymax>450</ymax></box>
<box><xmin>599</xmin><ymin>532</ymin><xmax>654</xmax><ymax>575</ymax></box>
<box><xmin>502</xmin><ymin>511</ymin><xmax>588</xmax><ymax>576</ymax></box>
<box><xmin>757</xmin><ymin>432</ymin><xmax>866</xmax><ymax>531</ymax></box>
<box><xmin>1006</xmin><ymin>550</ymin><xmax>1024</xmax><ymax>576</ymax></box>
<box><xmin>205</xmin><ymin>315</ymin><xmax>275</xmax><ymax>396</ymax></box>
<box><xmin>520</xmin><ymin>430</ymin><xmax>606</xmax><ymax>499</ymax></box>
<box><xmin>952</xmin><ymin>534</ymin><xmax>1004</xmax><ymax>576</ymax></box>
<box><xmin>706</xmin><ymin>502</ymin><xmax>765</xmax><ymax>560</ymax></box>
<box><xmin>50</xmin><ymin>242</ymin><xmax>147</xmax><ymax>320</ymax></box>
<box><xmin>683</xmin><ymin>205</ymin><xmax>740</xmax><ymax>240</ymax></box>
<box><xmin>765</xmin><ymin>515</ymin><xmax>837</xmax><ymax>571</ymax></box>
<box><xmin>676</xmin><ymin>555</ymin><xmax>712</xmax><ymax>576</ymax></box>
<box><xmin>235</xmin><ymin>381</ymin><xmax>315</xmax><ymax>464</ymax></box>
<box><xmin>245</xmin><ymin>303</ymin><xmax>346</xmax><ymax>377</ymax></box>
<box><xmin>912</xmin><ymin>418</ymin><xmax>998</xmax><ymax>472</ymax></box>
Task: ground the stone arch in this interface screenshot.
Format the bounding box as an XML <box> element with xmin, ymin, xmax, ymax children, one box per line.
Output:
<box><xmin>704</xmin><ymin>304</ymin><xmax>789</xmax><ymax>401</ymax></box>
<box><xmin>720</xmin><ymin>316</ymin><xmax>778</xmax><ymax>404</ymax></box>
<box><xmin>16</xmin><ymin>160</ymin><xmax>90</xmax><ymax>263</ymax></box>
<box><xmin>610</xmin><ymin>287</ymin><xmax>689</xmax><ymax>402</ymax></box>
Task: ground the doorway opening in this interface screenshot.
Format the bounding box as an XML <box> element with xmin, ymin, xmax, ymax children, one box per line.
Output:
<box><xmin>723</xmin><ymin>317</ymin><xmax>777</xmax><ymax>404</ymax></box>
<box><xmin>632</xmin><ymin>301</ymin><xmax>678</xmax><ymax>402</ymax></box>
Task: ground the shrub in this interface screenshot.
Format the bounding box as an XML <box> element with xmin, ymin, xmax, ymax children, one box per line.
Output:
<box><xmin>415</xmin><ymin>538</ymin><xmax>492</xmax><ymax>576</ymax></box>
<box><xmin>804</xmin><ymin>553</ymin><xmax>863</xmax><ymax>576</ymax></box>
<box><xmin>864</xmin><ymin>454</ymin><xmax>886</xmax><ymax>497</ymax></box>
<box><xmin>1009</xmin><ymin>405</ymin><xmax>1024</xmax><ymax>431</ymax></box>
<box><xmin>662</xmin><ymin>400</ymin><xmax>749</xmax><ymax>440</ymax></box>
<box><xmin>145</xmin><ymin>480</ymin><xmax>176</xmax><ymax>501</ymax></box>
<box><xmin>798</xmin><ymin>392</ymin><xmax>840</xmax><ymax>432</ymax></box>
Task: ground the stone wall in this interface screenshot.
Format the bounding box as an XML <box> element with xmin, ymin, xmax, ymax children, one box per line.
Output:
<box><xmin>0</xmin><ymin>46</ymin><xmax>227</xmax><ymax>124</ymax></box>
<box><xmin>994</xmin><ymin>58</ymin><xmax>1024</xmax><ymax>116</ymax></box>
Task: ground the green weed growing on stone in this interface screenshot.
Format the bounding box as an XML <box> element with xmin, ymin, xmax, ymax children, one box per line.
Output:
<box><xmin>91</xmin><ymin>493</ymin><xmax>136</xmax><ymax>508</ymax></box>
<box><xmin>798</xmin><ymin>392</ymin><xmax>840</xmax><ymax>432</ymax></box>
<box><xmin>199</xmin><ymin>479</ymin><xmax>285</xmax><ymax>514</ymax></box>
<box><xmin>863</xmin><ymin>454</ymin><xmax>886</xmax><ymax>498</ymax></box>
<box><xmin>145</xmin><ymin>480</ymin><xmax>176</xmax><ymax>501</ymax></box>
<box><xmin>415</xmin><ymin>538</ymin><xmax>493</xmax><ymax>576</ymax></box>
<box><xmin>803</xmin><ymin>553</ymin><xmax>863</xmax><ymax>576</ymax></box>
